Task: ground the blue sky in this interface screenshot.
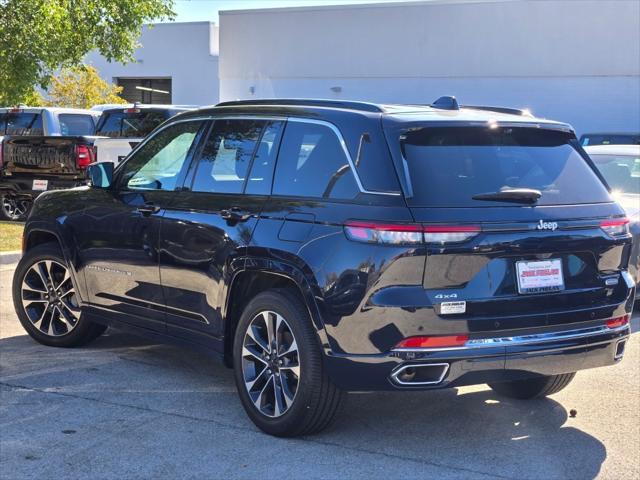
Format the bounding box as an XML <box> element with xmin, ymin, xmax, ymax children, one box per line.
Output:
<box><xmin>173</xmin><ymin>0</ymin><xmax>410</xmax><ymax>23</ymax></box>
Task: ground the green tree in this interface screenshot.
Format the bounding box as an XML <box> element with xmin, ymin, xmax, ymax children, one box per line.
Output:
<box><xmin>43</xmin><ymin>65</ymin><xmax>127</xmax><ymax>108</ymax></box>
<box><xmin>0</xmin><ymin>0</ymin><xmax>174</xmax><ymax>105</ymax></box>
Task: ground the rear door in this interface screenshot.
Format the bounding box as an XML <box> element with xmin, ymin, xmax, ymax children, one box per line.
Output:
<box><xmin>389</xmin><ymin>125</ymin><xmax>631</xmax><ymax>332</ymax></box>
<box><xmin>159</xmin><ymin>118</ymin><xmax>284</xmax><ymax>345</ymax></box>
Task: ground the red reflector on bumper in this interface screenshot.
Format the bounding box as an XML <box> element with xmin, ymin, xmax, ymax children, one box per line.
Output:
<box><xmin>395</xmin><ymin>335</ymin><xmax>469</xmax><ymax>349</ymax></box>
<box><xmin>606</xmin><ymin>315</ymin><xmax>630</xmax><ymax>329</ymax></box>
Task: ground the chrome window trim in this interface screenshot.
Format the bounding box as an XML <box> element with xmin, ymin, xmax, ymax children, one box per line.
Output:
<box><xmin>391</xmin><ymin>324</ymin><xmax>630</xmax><ymax>353</ymax></box>
<box><xmin>390</xmin><ymin>363</ymin><xmax>450</xmax><ymax>386</ymax></box>
<box><xmin>287</xmin><ymin>117</ymin><xmax>402</xmax><ymax>197</ymax></box>
<box><xmin>125</xmin><ymin>114</ymin><xmax>402</xmax><ymax>197</ymax></box>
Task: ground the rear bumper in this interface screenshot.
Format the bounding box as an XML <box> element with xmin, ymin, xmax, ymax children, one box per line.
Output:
<box><xmin>324</xmin><ymin>322</ymin><xmax>631</xmax><ymax>391</ymax></box>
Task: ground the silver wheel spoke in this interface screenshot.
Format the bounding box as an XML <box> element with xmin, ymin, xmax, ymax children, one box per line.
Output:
<box><xmin>22</xmin><ymin>281</ymin><xmax>47</xmax><ymax>294</ymax></box>
<box><xmin>243</xmin><ymin>345</ymin><xmax>268</xmax><ymax>365</ymax></box>
<box><xmin>264</xmin><ymin>311</ymin><xmax>276</xmax><ymax>352</ymax></box>
<box><xmin>278</xmin><ymin>373</ymin><xmax>295</xmax><ymax>408</ymax></box>
<box><xmin>280</xmin><ymin>364</ymin><xmax>301</xmax><ymax>378</ymax></box>
<box><xmin>272</xmin><ymin>376</ymin><xmax>285</xmax><ymax>417</ymax></box>
<box><xmin>278</xmin><ymin>338</ymin><xmax>298</xmax><ymax>358</ymax></box>
<box><xmin>245</xmin><ymin>366</ymin><xmax>268</xmax><ymax>391</ymax></box>
<box><xmin>246</xmin><ymin>324</ymin><xmax>269</xmax><ymax>353</ymax></box>
<box><xmin>253</xmin><ymin>376</ymin><xmax>272</xmax><ymax>410</ymax></box>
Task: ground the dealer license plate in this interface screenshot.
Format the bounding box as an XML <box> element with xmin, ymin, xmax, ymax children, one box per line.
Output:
<box><xmin>516</xmin><ymin>259</ymin><xmax>564</xmax><ymax>294</ymax></box>
<box><xmin>32</xmin><ymin>179</ymin><xmax>48</xmax><ymax>191</ymax></box>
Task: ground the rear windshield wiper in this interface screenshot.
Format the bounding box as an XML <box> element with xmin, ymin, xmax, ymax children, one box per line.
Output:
<box><xmin>472</xmin><ymin>188</ymin><xmax>542</xmax><ymax>204</ymax></box>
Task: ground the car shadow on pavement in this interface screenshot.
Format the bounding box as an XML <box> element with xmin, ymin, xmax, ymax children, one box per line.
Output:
<box><xmin>0</xmin><ymin>329</ymin><xmax>608</xmax><ymax>480</ymax></box>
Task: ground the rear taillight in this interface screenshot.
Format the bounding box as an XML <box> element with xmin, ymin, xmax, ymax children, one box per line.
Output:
<box><xmin>600</xmin><ymin>218</ymin><xmax>630</xmax><ymax>237</ymax></box>
<box><xmin>606</xmin><ymin>314</ymin><xmax>630</xmax><ymax>329</ymax></box>
<box><xmin>423</xmin><ymin>225</ymin><xmax>481</xmax><ymax>244</ymax></box>
<box><xmin>395</xmin><ymin>335</ymin><xmax>469</xmax><ymax>349</ymax></box>
<box><xmin>344</xmin><ymin>222</ymin><xmax>423</xmax><ymax>245</ymax></box>
<box><xmin>344</xmin><ymin>222</ymin><xmax>481</xmax><ymax>245</ymax></box>
<box><xmin>75</xmin><ymin>144</ymin><xmax>94</xmax><ymax>170</ymax></box>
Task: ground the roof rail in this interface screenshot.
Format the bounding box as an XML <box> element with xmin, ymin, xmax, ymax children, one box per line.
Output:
<box><xmin>215</xmin><ymin>98</ymin><xmax>385</xmax><ymax>113</ymax></box>
<box><xmin>462</xmin><ymin>105</ymin><xmax>533</xmax><ymax>117</ymax></box>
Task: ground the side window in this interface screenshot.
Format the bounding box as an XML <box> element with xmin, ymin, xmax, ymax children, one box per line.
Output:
<box><xmin>191</xmin><ymin>119</ymin><xmax>266</xmax><ymax>194</ymax></box>
<box><xmin>272</xmin><ymin>121</ymin><xmax>359</xmax><ymax>199</ymax></box>
<box><xmin>245</xmin><ymin>121</ymin><xmax>284</xmax><ymax>195</ymax></box>
<box><xmin>118</xmin><ymin>121</ymin><xmax>203</xmax><ymax>191</ymax></box>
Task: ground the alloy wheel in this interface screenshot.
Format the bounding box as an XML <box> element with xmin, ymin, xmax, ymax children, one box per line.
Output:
<box><xmin>1</xmin><ymin>194</ymin><xmax>29</xmax><ymax>220</ymax></box>
<box><xmin>241</xmin><ymin>310</ymin><xmax>300</xmax><ymax>418</ymax></box>
<box><xmin>20</xmin><ymin>260</ymin><xmax>80</xmax><ymax>336</ymax></box>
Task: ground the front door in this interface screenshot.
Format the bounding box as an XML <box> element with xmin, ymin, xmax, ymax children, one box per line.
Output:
<box><xmin>77</xmin><ymin>119</ymin><xmax>207</xmax><ymax>330</ymax></box>
<box><xmin>160</xmin><ymin>118</ymin><xmax>284</xmax><ymax>346</ymax></box>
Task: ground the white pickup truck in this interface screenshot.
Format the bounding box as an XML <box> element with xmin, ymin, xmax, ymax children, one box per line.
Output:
<box><xmin>93</xmin><ymin>105</ymin><xmax>194</xmax><ymax>165</ymax></box>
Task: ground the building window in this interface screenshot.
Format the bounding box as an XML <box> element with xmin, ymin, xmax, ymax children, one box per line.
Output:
<box><xmin>116</xmin><ymin>78</ymin><xmax>172</xmax><ymax>104</ymax></box>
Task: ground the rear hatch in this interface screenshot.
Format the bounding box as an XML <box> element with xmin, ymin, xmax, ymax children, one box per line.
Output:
<box><xmin>94</xmin><ymin>107</ymin><xmax>175</xmax><ymax>163</ymax></box>
<box><xmin>388</xmin><ymin>124</ymin><xmax>632</xmax><ymax>331</ymax></box>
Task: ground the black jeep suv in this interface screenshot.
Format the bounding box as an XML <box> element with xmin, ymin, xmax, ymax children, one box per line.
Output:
<box><xmin>13</xmin><ymin>98</ymin><xmax>635</xmax><ymax>437</ymax></box>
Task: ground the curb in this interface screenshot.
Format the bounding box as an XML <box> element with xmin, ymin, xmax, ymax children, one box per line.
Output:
<box><xmin>0</xmin><ymin>250</ymin><xmax>22</xmax><ymax>264</ymax></box>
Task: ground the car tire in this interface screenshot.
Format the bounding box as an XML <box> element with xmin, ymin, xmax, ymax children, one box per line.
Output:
<box><xmin>233</xmin><ymin>289</ymin><xmax>344</xmax><ymax>437</ymax></box>
<box><xmin>12</xmin><ymin>242</ymin><xmax>107</xmax><ymax>347</ymax></box>
<box><xmin>488</xmin><ymin>372</ymin><xmax>576</xmax><ymax>399</ymax></box>
<box><xmin>0</xmin><ymin>193</ymin><xmax>31</xmax><ymax>221</ymax></box>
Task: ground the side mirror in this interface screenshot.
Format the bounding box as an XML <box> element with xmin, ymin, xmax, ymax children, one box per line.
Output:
<box><xmin>88</xmin><ymin>162</ymin><xmax>114</xmax><ymax>189</ymax></box>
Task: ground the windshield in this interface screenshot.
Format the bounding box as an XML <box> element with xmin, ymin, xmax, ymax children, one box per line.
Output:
<box><xmin>590</xmin><ymin>154</ymin><xmax>640</xmax><ymax>195</ymax></box>
<box><xmin>95</xmin><ymin>110</ymin><xmax>169</xmax><ymax>138</ymax></box>
<box><xmin>399</xmin><ymin>126</ymin><xmax>611</xmax><ymax>207</ymax></box>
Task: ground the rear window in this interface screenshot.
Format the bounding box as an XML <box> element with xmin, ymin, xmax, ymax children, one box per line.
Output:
<box><xmin>590</xmin><ymin>154</ymin><xmax>640</xmax><ymax>195</ymax></box>
<box><xmin>58</xmin><ymin>114</ymin><xmax>95</xmax><ymax>136</ymax></box>
<box><xmin>95</xmin><ymin>110</ymin><xmax>169</xmax><ymax>138</ymax></box>
<box><xmin>0</xmin><ymin>112</ymin><xmax>44</xmax><ymax>135</ymax></box>
<box><xmin>580</xmin><ymin>134</ymin><xmax>640</xmax><ymax>146</ymax></box>
<box><xmin>400</xmin><ymin>127</ymin><xmax>611</xmax><ymax>207</ymax></box>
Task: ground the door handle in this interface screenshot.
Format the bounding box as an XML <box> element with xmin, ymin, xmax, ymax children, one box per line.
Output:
<box><xmin>220</xmin><ymin>207</ymin><xmax>251</xmax><ymax>222</ymax></box>
<box><xmin>137</xmin><ymin>203</ymin><xmax>161</xmax><ymax>216</ymax></box>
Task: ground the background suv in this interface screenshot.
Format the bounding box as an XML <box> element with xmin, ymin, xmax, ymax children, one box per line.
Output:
<box><xmin>13</xmin><ymin>98</ymin><xmax>634</xmax><ymax>437</ymax></box>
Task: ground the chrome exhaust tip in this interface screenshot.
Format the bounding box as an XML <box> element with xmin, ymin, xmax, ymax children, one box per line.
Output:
<box><xmin>390</xmin><ymin>363</ymin><xmax>450</xmax><ymax>386</ymax></box>
<box><xmin>614</xmin><ymin>339</ymin><xmax>627</xmax><ymax>360</ymax></box>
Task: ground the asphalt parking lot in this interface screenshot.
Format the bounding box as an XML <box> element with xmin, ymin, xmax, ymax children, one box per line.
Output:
<box><xmin>1</xmin><ymin>257</ymin><xmax>639</xmax><ymax>480</ymax></box>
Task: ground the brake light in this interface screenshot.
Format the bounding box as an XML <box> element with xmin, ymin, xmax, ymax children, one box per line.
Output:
<box><xmin>344</xmin><ymin>222</ymin><xmax>481</xmax><ymax>245</ymax></box>
<box><xmin>423</xmin><ymin>225</ymin><xmax>481</xmax><ymax>244</ymax></box>
<box><xmin>75</xmin><ymin>144</ymin><xmax>94</xmax><ymax>170</ymax></box>
<box><xmin>606</xmin><ymin>314</ymin><xmax>630</xmax><ymax>329</ymax></box>
<box><xmin>9</xmin><ymin>108</ymin><xmax>22</xmax><ymax>113</ymax></box>
<box><xmin>600</xmin><ymin>218</ymin><xmax>629</xmax><ymax>237</ymax></box>
<box><xmin>395</xmin><ymin>335</ymin><xmax>469</xmax><ymax>349</ymax></box>
<box><xmin>344</xmin><ymin>221</ymin><xmax>423</xmax><ymax>245</ymax></box>
<box><xmin>124</xmin><ymin>108</ymin><xmax>141</xmax><ymax>114</ymax></box>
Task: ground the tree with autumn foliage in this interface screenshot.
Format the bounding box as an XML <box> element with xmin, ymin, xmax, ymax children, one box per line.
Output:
<box><xmin>0</xmin><ymin>0</ymin><xmax>174</xmax><ymax>106</ymax></box>
<box><xmin>42</xmin><ymin>65</ymin><xmax>127</xmax><ymax>108</ymax></box>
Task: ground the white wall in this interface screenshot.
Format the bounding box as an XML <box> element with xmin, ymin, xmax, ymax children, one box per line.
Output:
<box><xmin>86</xmin><ymin>22</ymin><xmax>219</xmax><ymax>106</ymax></box>
<box><xmin>219</xmin><ymin>0</ymin><xmax>640</xmax><ymax>135</ymax></box>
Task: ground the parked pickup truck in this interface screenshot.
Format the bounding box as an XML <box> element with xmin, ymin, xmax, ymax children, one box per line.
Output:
<box><xmin>0</xmin><ymin>107</ymin><xmax>101</xmax><ymax>220</ymax></box>
<box><xmin>93</xmin><ymin>105</ymin><xmax>194</xmax><ymax>165</ymax></box>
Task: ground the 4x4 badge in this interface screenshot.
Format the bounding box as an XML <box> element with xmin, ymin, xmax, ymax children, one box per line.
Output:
<box><xmin>537</xmin><ymin>220</ymin><xmax>558</xmax><ymax>231</ymax></box>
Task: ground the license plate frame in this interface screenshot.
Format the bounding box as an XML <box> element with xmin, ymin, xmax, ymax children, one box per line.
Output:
<box><xmin>516</xmin><ymin>259</ymin><xmax>565</xmax><ymax>295</ymax></box>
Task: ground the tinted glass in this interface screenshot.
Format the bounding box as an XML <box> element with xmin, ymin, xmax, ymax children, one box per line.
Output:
<box><xmin>0</xmin><ymin>112</ymin><xmax>44</xmax><ymax>135</ymax></box>
<box><xmin>273</xmin><ymin>122</ymin><xmax>359</xmax><ymax>199</ymax></box>
<box><xmin>191</xmin><ymin>119</ymin><xmax>266</xmax><ymax>194</ymax></box>
<box><xmin>590</xmin><ymin>154</ymin><xmax>640</xmax><ymax>194</ymax></box>
<box><xmin>119</xmin><ymin>121</ymin><xmax>202</xmax><ymax>191</ymax></box>
<box><xmin>96</xmin><ymin>110</ymin><xmax>169</xmax><ymax>138</ymax></box>
<box><xmin>580</xmin><ymin>134</ymin><xmax>640</xmax><ymax>146</ymax></box>
<box><xmin>400</xmin><ymin>127</ymin><xmax>611</xmax><ymax>207</ymax></box>
<box><xmin>245</xmin><ymin>121</ymin><xmax>284</xmax><ymax>195</ymax></box>
<box><xmin>58</xmin><ymin>114</ymin><xmax>95</xmax><ymax>135</ymax></box>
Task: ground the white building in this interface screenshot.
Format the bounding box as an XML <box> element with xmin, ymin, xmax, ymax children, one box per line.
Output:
<box><xmin>86</xmin><ymin>21</ymin><xmax>219</xmax><ymax>106</ymax></box>
<box><xmin>219</xmin><ymin>0</ymin><xmax>640</xmax><ymax>135</ymax></box>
